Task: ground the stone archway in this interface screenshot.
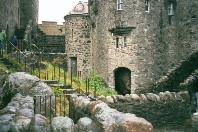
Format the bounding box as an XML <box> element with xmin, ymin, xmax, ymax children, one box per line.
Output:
<box><xmin>114</xmin><ymin>67</ymin><xmax>131</xmax><ymax>95</ymax></box>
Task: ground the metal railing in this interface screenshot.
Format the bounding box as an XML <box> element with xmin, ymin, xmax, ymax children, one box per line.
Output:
<box><xmin>33</xmin><ymin>94</ymin><xmax>72</xmax><ymax>122</ymax></box>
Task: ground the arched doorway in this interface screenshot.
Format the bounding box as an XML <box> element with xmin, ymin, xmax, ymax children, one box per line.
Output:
<box><xmin>114</xmin><ymin>67</ymin><xmax>131</xmax><ymax>95</ymax></box>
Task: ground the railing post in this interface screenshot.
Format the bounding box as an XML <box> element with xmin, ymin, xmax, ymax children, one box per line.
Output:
<box><xmin>58</xmin><ymin>65</ymin><xmax>60</xmax><ymax>81</ymax></box>
<box><xmin>33</xmin><ymin>96</ymin><xmax>36</xmax><ymax>114</ymax></box>
<box><xmin>86</xmin><ymin>77</ymin><xmax>87</xmax><ymax>95</ymax></box>
<box><xmin>39</xmin><ymin>96</ymin><xmax>42</xmax><ymax>114</ymax></box>
<box><xmin>71</xmin><ymin>67</ymin><xmax>72</xmax><ymax>87</ymax></box>
<box><xmin>47</xmin><ymin>68</ymin><xmax>49</xmax><ymax>80</ymax></box>
<box><xmin>55</xmin><ymin>95</ymin><xmax>56</xmax><ymax>117</ymax></box>
<box><xmin>64</xmin><ymin>94</ymin><xmax>66</xmax><ymax>117</ymax></box>
<box><xmin>60</xmin><ymin>95</ymin><xmax>62</xmax><ymax>116</ymax></box>
<box><xmin>38</xmin><ymin>61</ymin><xmax>41</xmax><ymax>78</ymax></box>
<box><xmin>88</xmin><ymin>78</ymin><xmax>90</xmax><ymax>95</ymax></box>
<box><xmin>53</xmin><ymin>65</ymin><xmax>55</xmax><ymax>80</ymax></box>
<box><xmin>24</xmin><ymin>57</ymin><xmax>27</xmax><ymax>72</ymax></box>
<box><xmin>94</xmin><ymin>80</ymin><xmax>96</xmax><ymax>98</ymax></box>
<box><xmin>64</xmin><ymin>68</ymin><xmax>66</xmax><ymax>86</ymax></box>
<box><xmin>68</xmin><ymin>96</ymin><xmax>71</xmax><ymax>118</ymax></box>
<box><xmin>50</xmin><ymin>95</ymin><xmax>52</xmax><ymax>122</ymax></box>
<box><xmin>45</xmin><ymin>95</ymin><xmax>46</xmax><ymax>117</ymax></box>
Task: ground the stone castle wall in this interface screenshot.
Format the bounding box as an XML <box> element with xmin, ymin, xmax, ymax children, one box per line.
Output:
<box><xmin>0</xmin><ymin>0</ymin><xmax>38</xmax><ymax>41</ymax></box>
<box><xmin>38</xmin><ymin>21</ymin><xmax>65</xmax><ymax>36</ymax></box>
<box><xmin>19</xmin><ymin>0</ymin><xmax>39</xmax><ymax>29</ymax></box>
<box><xmin>0</xmin><ymin>0</ymin><xmax>19</xmax><ymax>39</ymax></box>
<box><xmin>88</xmin><ymin>0</ymin><xmax>198</xmax><ymax>92</ymax></box>
<box><xmin>65</xmin><ymin>15</ymin><xmax>92</xmax><ymax>78</ymax></box>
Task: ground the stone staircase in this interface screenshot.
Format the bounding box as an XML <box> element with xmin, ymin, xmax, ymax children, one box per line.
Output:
<box><xmin>142</xmin><ymin>50</ymin><xmax>198</xmax><ymax>94</ymax></box>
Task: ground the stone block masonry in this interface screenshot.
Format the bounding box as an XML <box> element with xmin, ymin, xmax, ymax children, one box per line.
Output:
<box><xmin>100</xmin><ymin>91</ymin><xmax>193</xmax><ymax>129</ymax></box>
<box><xmin>64</xmin><ymin>0</ymin><xmax>198</xmax><ymax>93</ymax></box>
<box><xmin>70</xmin><ymin>94</ymin><xmax>153</xmax><ymax>132</ymax></box>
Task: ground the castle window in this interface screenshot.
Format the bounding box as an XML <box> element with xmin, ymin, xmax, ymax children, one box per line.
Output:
<box><xmin>145</xmin><ymin>0</ymin><xmax>150</xmax><ymax>12</ymax></box>
<box><xmin>117</xmin><ymin>0</ymin><xmax>123</xmax><ymax>11</ymax></box>
<box><xmin>123</xmin><ymin>36</ymin><xmax>127</xmax><ymax>47</ymax></box>
<box><xmin>168</xmin><ymin>3</ymin><xmax>174</xmax><ymax>15</ymax></box>
<box><xmin>116</xmin><ymin>37</ymin><xmax>119</xmax><ymax>48</ymax></box>
<box><xmin>72</xmin><ymin>29</ymin><xmax>74</xmax><ymax>40</ymax></box>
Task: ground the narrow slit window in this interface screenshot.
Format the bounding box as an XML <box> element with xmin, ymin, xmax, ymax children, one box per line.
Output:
<box><xmin>123</xmin><ymin>36</ymin><xmax>127</xmax><ymax>47</ymax></box>
<box><xmin>145</xmin><ymin>0</ymin><xmax>150</xmax><ymax>12</ymax></box>
<box><xmin>168</xmin><ymin>3</ymin><xmax>174</xmax><ymax>16</ymax></box>
<box><xmin>116</xmin><ymin>37</ymin><xmax>119</xmax><ymax>48</ymax></box>
<box><xmin>117</xmin><ymin>0</ymin><xmax>123</xmax><ymax>11</ymax></box>
<box><xmin>72</xmin><ymin>29</ymin><xmax>74</xmax><ymax>40</ymax></box>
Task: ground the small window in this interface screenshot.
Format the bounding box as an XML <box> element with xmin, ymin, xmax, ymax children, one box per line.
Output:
<box><xmin>168</xmin><ymin>3</ymin><xmax>174</xmax><ymax>16</ymax></box>
<box><xmin>145</xmin><ymin>0</ymin><xmax>150</xmax><ymax>12</ymax></box>
<box><xmin>117</xmin><ymin>0</ymin><xmax>123</xmax><ymax>11</ymax></box>
<box><xmin>72</xmin><ymin>29</ymin><xmax>74</xmax><ymax>40</ymax></box>
<box><xmin>116</xmin><ymin>37</ymin><xmax>119</xmax><ymax>48</ymax></box>
<box><xmin>123</xmin><ymin>36</ymin><xmax>127</xmax><ymax>47</ymax></box>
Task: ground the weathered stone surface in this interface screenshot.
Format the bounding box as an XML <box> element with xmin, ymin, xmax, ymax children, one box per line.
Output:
<box><xmin>87</xmin><ymin>100</ymin><xmax>104</xmax><ymax>115</ymax></box>
<box><xmin>100</xmin><ymin>96</ymin><xmax>115</xmax><ymax>104</ymax></box>
<box><xmin>130</xmin><ymin>94</ymin><xmax>141</xmax><ymax>101</ymax></box>
<box><xmin>118</xmin><ymin>113</ymin><xmax>153</xmax><ymax>132</ymax></box>
<box><xmin>16</xmin><ymin>109</ymin><xmax>34</xmax><ymax>118</ymax></box>
<box><xmin>94</xmin><ymin>108</ymin><xmax>117</xmax><ymax>132</ymax></box>
<box><xmin>140</xmin><ymin>94</ymin><xmax>148</xmax><ymax>102</ymax></box>
<box><xmin>3</xmin><ymin>72</ymin><xmax>53</xmax><ymax>97</ymax></box>
<box><xmin>1</xmin><ymin>72</ymin><xmax>54</xmax><ymax>115</ymax></box>
<box><xmin>29</xmin><ymin>114</ymin><xmax>48</xmax><ymax>132</ymax></box>
<box><xmin>124</xmin><ymin>94</ymin><xmax>132</xmax><ymax>102</ymax></box>
<box><xmin>164</xmin><ymin>91</ymin><xmax>175</xmax><ymax>101</ymax></box>
<box><xmin>77</xmin><ymin>117</ymin><xmax>99</xmax><ymax>132</ymax></box>
<box><xmin>10</xmin><ymin>116</ymin><xmax>31</xmax><ymax>132</ymax></box>
<box><xmin>178</xmin><ymin>91</ymin><xmax>189</xmax><ymax>102</ymax></box>
<box><xmin>0</xmin><ymin>93</ymin><xmax>35</xmax><ymax>132</ymax></box>
<box><xmin>146</xmin><ymin>93</ymin><xmax>161</xmax><ymax>102</ymax></box>
<box><xmin>71</xmin><ymin>95</ymin><xmax>153</xmax><ymax>132</ymax></box>
<box><xmin>51</xmin><ymin>116</ymin><xmax>74</xmax><ymax>132</ymax></box>
<box><xmin>92</xmin><ymin>102</ymin><xmax>110</xmax><ymax>115</ymax></box>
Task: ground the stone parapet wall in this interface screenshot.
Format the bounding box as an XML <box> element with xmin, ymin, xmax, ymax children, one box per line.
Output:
<box><xmin>70</xmin><ymin>94</ymin><xmax>153</xmax><ymax>132</ymax></box>
<box><xmin>98</xmin><ymin>91</ymin><xmax>192</xmax><ymax>128</ymax></box>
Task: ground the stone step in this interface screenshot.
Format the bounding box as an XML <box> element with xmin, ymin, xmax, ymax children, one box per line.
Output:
<box><xmin>42</xmin><ymin>80</ymin><xmax>59</xmax><ymax>84</ymax></box>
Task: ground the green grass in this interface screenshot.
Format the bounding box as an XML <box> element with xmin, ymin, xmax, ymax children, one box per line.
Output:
<box><xmin>31</xmin><ymin>61</ymin><xmax>117</xmax><ymax>96</ymax></box>
<box><xmin>1</xmin><ymin>55</ymin><xmax>117</xmax><ymax>96</ymax></box>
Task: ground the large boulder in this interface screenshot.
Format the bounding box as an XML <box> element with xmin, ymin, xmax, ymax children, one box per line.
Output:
<box><xmin>29</xmin><ymin>114</ymin><xmax>49</xmax><ymax>132</ymax></box>
<box><xmin>51</xmin><ymin>116</ymin><xmax>74</xmax><ymax>132</ymax></box>
<box><xmin>77</xmin><ymin>117</ymin><xmax>98</xmax><ymax>132</ymax></box>
<box><xmin>3</xmin><ymin>72</ymin><xmax>53</xmax><ymax>97</ymax></box>
<box><xmin>0</xmin><ymin>72</ymin><xmax>53</xmax><ymax>111</ymax></box>
<box><xmin>118</xmin><ymin>113</ymin><xmax>153</xmax><ymax>132</ymax></box>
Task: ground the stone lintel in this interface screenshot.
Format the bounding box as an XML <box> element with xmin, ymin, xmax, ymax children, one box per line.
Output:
<box><xmin>108</xmin><ymin>26</ymin><xmax>136</xmax><ymax>36</ymax></box>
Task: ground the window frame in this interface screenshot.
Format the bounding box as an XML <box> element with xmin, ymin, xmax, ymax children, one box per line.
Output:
<box><xmin>116</xmin><ymin>37</ymin><xmax>119</xmax><ymax>48</ymax></box>
<box><xmin>123</xmin><ymin>36</ymin><xmax>127</xmax><ymax>47</ymax></box>
<box><xmin>168</xmin><ymin>3</ymin><xmax>174</xmax><ymax>16</ymax></box>
<box><xmin>117</xmin><ymin>0</ymin><xmax>123</xmax><ymax>11</ymax></box>
<box><xmin>145</xmin><ymin>0</ymin><xmax>150</xmax><ymax>12</ymax></box>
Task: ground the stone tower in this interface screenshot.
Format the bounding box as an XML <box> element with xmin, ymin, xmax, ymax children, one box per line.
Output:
<box><xmin>65</xmin><ymin>0</ymin><xmax>198</xmax><ymax>94</ymax></box>
<box><xmin>64</xmin><ymin>1</ymin><xmax>92</xmax><ymax>77</ymax></box>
